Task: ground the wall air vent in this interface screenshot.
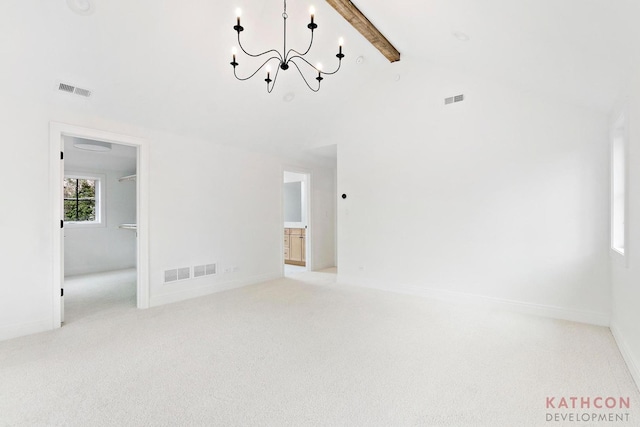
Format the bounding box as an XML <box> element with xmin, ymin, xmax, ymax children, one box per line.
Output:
<box><xmin>206</xmin><ymin>264</ymin><xmax>217</xmax><ymax>275</ymax></box>
<box><xmin>194</xmin><ymin>265</ymin><xmax>206</xmax><ymax>278</ymax></box>
<box><xmin>167</xmin><ymin>263</ymin><xmax>215</xmax><ymax>283</ymax></box>
<box><xmin>445</xmin><ymin>94</ymin><xmax>464</xmax><ymax>105</ymax></box>
<box><xmin>164</xmin><ymin>269</ymin><xmax>178</xmax><ymax>283</ymax></box>
<box><xmin>164</xmin><ymin>267</ymin><xmax>190</xmax><ymax>283</ymax></box>
<box><xmin>194</xmin><ymin>263</ymin><xmax>217</xmax><ymax>278</ymax></box>
<box><xmin>58</xmin><ymin>82</ymin><xmax>92</xmax><ymax>98</ymax></box>
<box><xmin>177</xmin><ymin>267</ymin><xmax>190</xmax><ymax>281</ymax></box>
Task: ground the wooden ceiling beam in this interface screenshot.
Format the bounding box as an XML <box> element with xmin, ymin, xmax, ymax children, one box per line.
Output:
<box><xmin>325</xmin><ymin>0</ymin><xmax>400</xmax><ymax>63</ymax></box>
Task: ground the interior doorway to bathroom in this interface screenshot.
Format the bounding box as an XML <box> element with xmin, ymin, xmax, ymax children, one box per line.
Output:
<box><xmin>283</xmin><ymin>170</ymin><xmax>310</xmax><ymax>276</ymax></box>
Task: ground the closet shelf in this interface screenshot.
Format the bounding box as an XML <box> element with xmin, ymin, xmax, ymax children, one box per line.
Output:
<box><xmin>118</xmin><ymin>174</ymin><xmax>136</xmax><ymax>182</ymax></box>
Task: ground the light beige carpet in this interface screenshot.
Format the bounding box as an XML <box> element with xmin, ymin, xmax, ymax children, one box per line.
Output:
<box><xmin>0</xmin><ymin>269</ymin><xmax>638</xmax><ymax>426</ymax></box>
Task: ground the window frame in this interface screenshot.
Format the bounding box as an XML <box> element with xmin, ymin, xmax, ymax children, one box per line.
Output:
<box><xmin>63</xmin><ymin>171</ymin><xmax>106</xmax><ymax>228</ymax></box>
<box><xmin>611</xmin><ymin>111</ymin><xmax>628</xmax><ymax>259</ymax></box>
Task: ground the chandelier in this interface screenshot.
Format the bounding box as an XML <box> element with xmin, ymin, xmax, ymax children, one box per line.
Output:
<box><xmin>230</xmin><ymin>0</ymin><xmax>345</xmax><ymax>93</ymax></box>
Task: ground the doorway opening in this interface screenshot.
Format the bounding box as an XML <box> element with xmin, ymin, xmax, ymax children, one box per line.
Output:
<box><xmin>283</xmin><ymin>170</ymin><xmax>310</xmax><ymax>276</ymax></box>
<box><xmin>62</xmin><ymin>137</ymin><xmax>137</xmax><ymax>323</ymax></box>
<box><xmin>50</xmin><ymin>123</ymin><xmax>149</xmax><ymax>329</ymax></box>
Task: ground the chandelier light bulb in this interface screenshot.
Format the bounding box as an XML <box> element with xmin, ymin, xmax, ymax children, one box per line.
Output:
<box><xmin>236</xmin><ymin>8</ymin><xmax>242</xmax><ymax>17</ymax></box>
<box><xmin>316</xmin><ymin>63</ymin><xmax>323</xmax><ymax>71</ymax></box>
<box><xmin>309</xmin><ymin>6</ymin><xmax>315</xmax><ymax>25</ymax></box>
<box><xmin>266</xmin><ymin>65</ymin><xmax>272</xmax><ymax>73</ymax></box>
<box><xmin>232</xmin><ymin>47</ymin><xmax>238</xmax><ymax>55</ymax></box>
<box><xmin>339</xmin><ymin>37</ymin><xmax>344</xmax><ymax>46</ymax></box>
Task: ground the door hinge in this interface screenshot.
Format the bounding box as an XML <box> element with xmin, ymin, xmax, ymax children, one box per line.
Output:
<box><xmin>60</xmin><ymin>220</ymin><xmax>64</xmax><ymax>228</ymax></box>
<box><xmin>60</xmin><ymin>151</ymin><xmax>64</xmax><ymax>160</ymax></box>
<box><xmin>61</xmin><ymin>288</ymin><xmax>64</xmax><ymax>297</ymax></box>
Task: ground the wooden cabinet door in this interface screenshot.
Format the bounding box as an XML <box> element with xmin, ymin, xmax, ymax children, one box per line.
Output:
<box><xmin>289</xmin><ymin>234</ymin><xmax>304</xmax><ymax>262</ymax></box>
<box><xmin>284</xmin><ymin>229</ymin><xmax>290</xmax><ymax>261</ymax></box>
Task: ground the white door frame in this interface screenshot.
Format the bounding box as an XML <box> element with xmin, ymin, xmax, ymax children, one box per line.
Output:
<box><xmin>282</xmin><ymin>167</ymin><xmax>312</xmax><ymax>272</ymax></box>
<box><xmin>49</xmin><ymin>122</ymin><xmax>150</xmax><ymax>329</ymax></box>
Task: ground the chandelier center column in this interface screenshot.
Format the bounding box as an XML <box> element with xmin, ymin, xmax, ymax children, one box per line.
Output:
<box><xmin>281</xmin><ymin>1</ymin><xmax>289</xmax><ymax>70</ymax></box>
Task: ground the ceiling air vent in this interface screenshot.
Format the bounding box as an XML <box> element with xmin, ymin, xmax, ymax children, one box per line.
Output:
<box><xmin>58</xmin><ymin>82</ymin><xmax>92</xmax><ymax>98</ymax></box>
<box><xmin>58</xmin><ymin>83</ymin><xmax>75</xmax><ymax>93</ymax></box>
<box><xmin>445</xmin><ymin>94</ymin><xmax>464</xmax><ymax>105</ymax></box>
<box><xmin>74</xmin><ymin>87</ymin><xmax>91</xmax><ymax>97</ymax></box>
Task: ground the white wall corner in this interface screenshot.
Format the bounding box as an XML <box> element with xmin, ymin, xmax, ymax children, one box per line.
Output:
<box><xmin>610</xmin><ymin>321</ymin><xmax>640</xmax><ymax>392</ymax></box>
<box><xmin>336</xmin><ymin>274</ymin><xmax>611</xmax><ymax>327</ymax></box>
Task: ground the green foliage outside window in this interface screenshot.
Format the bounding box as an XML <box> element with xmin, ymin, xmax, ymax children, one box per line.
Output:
<box><xmin>64</xmin><ymin>178</ymin><xmax>97</xmax><ymax>222</ymax></box>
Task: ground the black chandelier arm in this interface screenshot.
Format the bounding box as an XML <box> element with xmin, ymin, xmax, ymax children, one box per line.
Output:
<box><xmin>288</xmin><ymin>58</ymin><xmax>321</xmax><ymax>92</ymax></box>
<box><xmin>237</xmin><ymin>32</ymin><xmax>284</xmax><ymax>62</ymax></box>
<box><xmin>230</xmin><ymin>0</ymin><xmax>341</xmax><ymax>93</ymax></box>
<box><xmin>233</xmin><ymin>56</ymin><xmax>282</xmax><ymax>81</ymax></box>
<box><xmin>285</xmin><ymin>28</ymin><xmax>315</xmax><ymax>60</ymax></box>
<box><xmin>287</xmin><ymin>54</ymin><xmax>342</xmax><ymax>76</ymax></box>
<box><xmin>266</xmin><ymin>65</ymin><xmax>282</xmax><ymax>94</ymax></box>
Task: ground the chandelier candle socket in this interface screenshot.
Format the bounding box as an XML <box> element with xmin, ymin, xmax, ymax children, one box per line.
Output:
<box><xmin>265</xmin><ymin>65</ymin><xmax>272</xmax><ymax>84</ymax></box>
<box><xmin>230</xmin><ymin>0</ymin><xmax>344</xmax><ymax>93</ymax></box>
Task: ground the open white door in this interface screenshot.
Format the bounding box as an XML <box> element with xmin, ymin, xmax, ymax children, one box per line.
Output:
<box><xmin>59</xmin><ymin>150</ymin><xmax>65</xmax><ymax>323</ymax></box>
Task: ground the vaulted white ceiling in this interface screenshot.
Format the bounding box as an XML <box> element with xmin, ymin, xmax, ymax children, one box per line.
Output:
<box><xmin>4</xmin><ymin>0</ymin><xmax>639</xmax><ymax>159</ymax></box>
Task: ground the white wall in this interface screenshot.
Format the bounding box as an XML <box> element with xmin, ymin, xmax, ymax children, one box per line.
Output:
<box><xmin>64</xmin><ymin>168</ymin><xmax>137</xmax><ymax>276</ymax></box>
<box><xmin>610</xmin><ymin>70</ymin><xmax>640</xmax><ymax>389</ymax></box>
<box><xmin>0</xmin><ymin>99</ymin><xmax>336</xmax><ymax>341</ymax></box>
<box><xmin>336</xmin><ymin>63</ymin><xmax>611</xmax><ymax>325</ymax></box>
<box><xmin>0</xmin><ymin>101</ymin><xmax>53</xmax><ymax>340</ymax></box>
<box><xmin>308</xmin><ymin>166</ymin><xmax>336</xmax><ymax>271</ymax></box>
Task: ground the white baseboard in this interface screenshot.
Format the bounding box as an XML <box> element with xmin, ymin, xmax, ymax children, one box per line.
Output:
<box><xmin>337</xmin><ymin>274</ymin><xmax>610</xmax><ymax>327</ymax></box>
<box><xmin>610</xmin><ymin>322</ymin><xmax>640</xmax><ymax>392</ymax></box>
<box><xmin>0</xmin><ymin>319</ymin><xmax>51</xmax><ymax>342</ymax></box>
<box><xmin>149</xmin><ymin>272</ymin><xmax>281</xmax><ymax>307</ymax></box>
